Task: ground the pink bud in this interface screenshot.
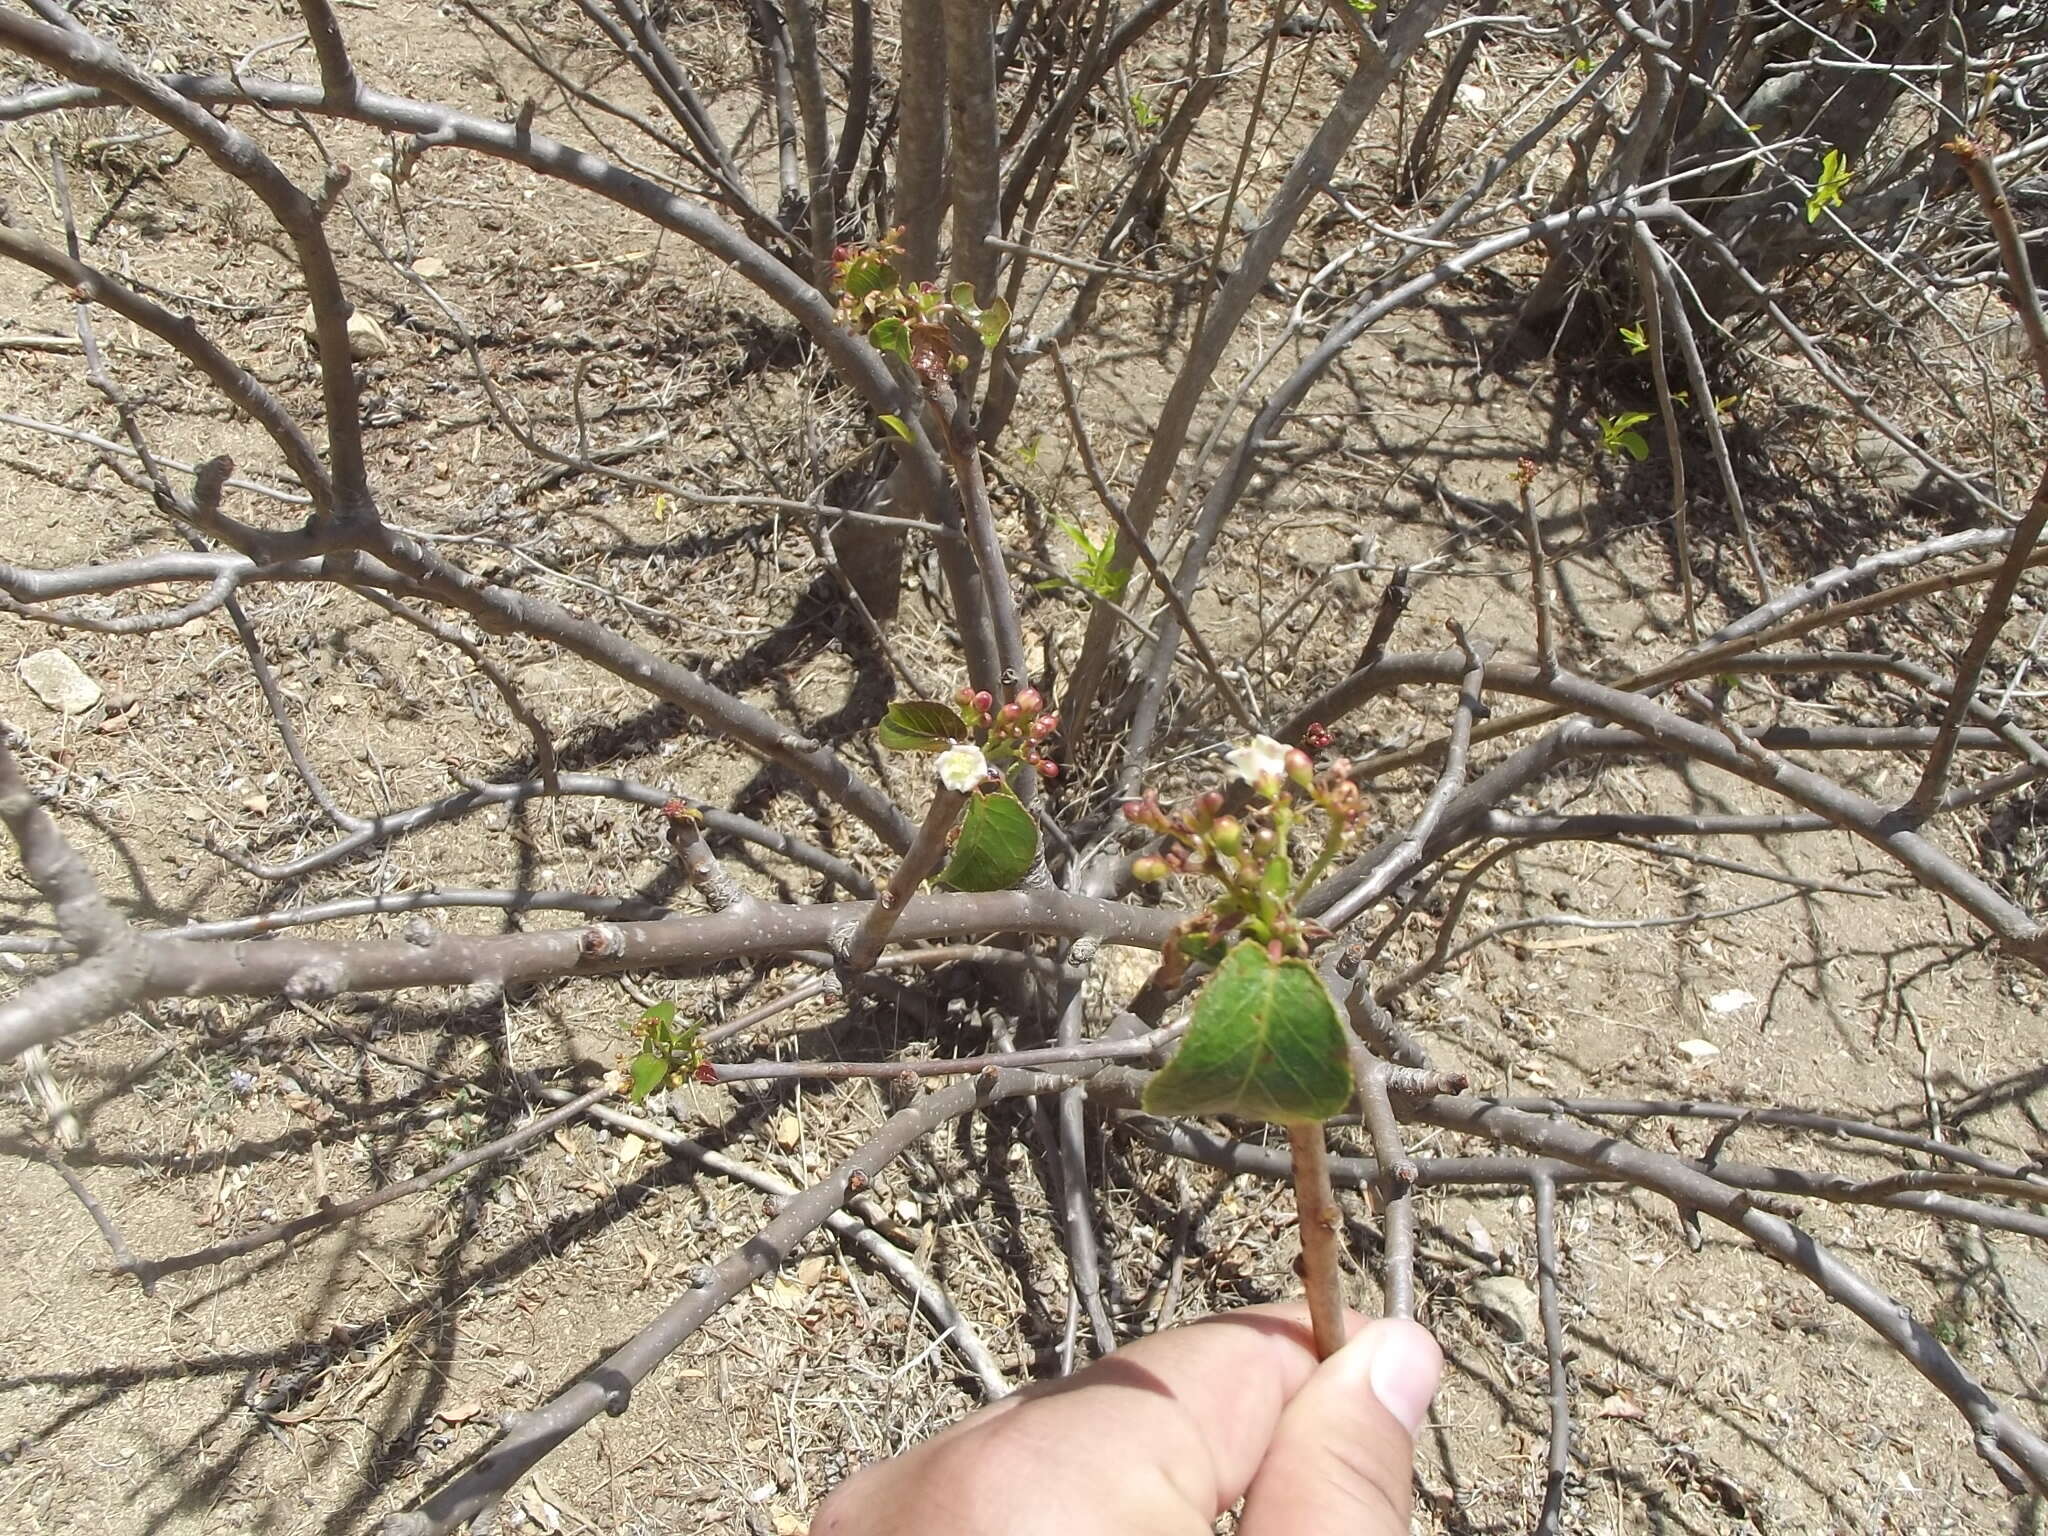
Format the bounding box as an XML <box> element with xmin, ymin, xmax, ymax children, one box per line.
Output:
<box><xmin>1015</xmin><ymin>687</ymin><xmax>1043</xmax><ymax>713</ymax></box>
<box><xmin>1131</xmin><ymin>855</ymin><xmax>1169</xmax><ymax>883</ymax></box>
<box><xmin>1038</xmin><ymin>760</ymin><xmax>1059</xmax><ymax>779</ymax></box>
<box><xmin>973</xmin><ymin>691</ymin><xmax>994</xmax><ymax>715</ymax></box>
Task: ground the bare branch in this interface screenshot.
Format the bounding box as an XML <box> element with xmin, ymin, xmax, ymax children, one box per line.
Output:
<box><xmin>0</xmin><ymin>891</ymin><xmax>1175</xmax><ymax>1062</ymax></box>
<box><xmin>1532</xmin><ymin>1174</ymin><xmax>1570</xmax><ymax>1535</ymax></box>
<box><xmin>382</xmin><ymin>1059</ymin><xmax>1121</xmax><ymax>1535</ymax></box>
<box><xmin>538</xmin><ymin>1088</ymin><xmax>1011</xmax><ymax>1400</ymax></box>
<box><xmin>840</xmin><ymin>786</ymin><xmax>967</xmax><ymax>971</ymax></box>
<box><xmin>1418</xmin><ymin>1094</ymin><xmax>2048</xmax><ymax>1493</ymax></box>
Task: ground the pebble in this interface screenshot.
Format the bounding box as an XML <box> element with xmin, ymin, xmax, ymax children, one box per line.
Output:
<box><xmin>1468</xmin><ymin>1274</ymin><xmax>1542</xmax><ymax>1344</ymax></box>
<box><xmin>299</xmin><ymin>304</ymin><xmax>391</xmax><ymax>361</ymax></box>
<box><xmin>18</xmin><ymin>648</ymin><xmax>101</xmax><ymax>715</ymax></box>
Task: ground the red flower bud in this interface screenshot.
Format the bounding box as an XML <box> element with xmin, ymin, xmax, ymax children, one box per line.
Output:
<box><xmin>1038</xmin><ymin>760</ymin><xmax>1059</xmax><ymax>779</ymax></box>
<box><xmin>1014</xmin><ymin>687</ymin><xmax>1043</xmax><ymax>713</ymax></box>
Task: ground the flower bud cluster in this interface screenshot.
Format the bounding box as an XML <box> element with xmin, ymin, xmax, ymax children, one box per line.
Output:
<box><xmin>1123</xmin><ymin>738</ymin><xmax>1370</xmax><ymax>969</ymax></box>
<box><xmin>956</xmin><ymin>685</ymin><xmax>1061</xmax><ymax>780</ymax></box>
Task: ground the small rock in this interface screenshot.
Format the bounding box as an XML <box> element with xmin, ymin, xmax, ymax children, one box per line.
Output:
<box><xmin>413</xmin><ymin>256</ymin><xmax>449</xmax><ymax>279</ymax></box>
<box><xmin>773</xmin><ymin>1110</ymin><xmax>802</xmax><ymax>1149</ymax></box>
<box><xmin>1705</xmin><ymin>988</ymin><xmax>1755</xmax><ymax>1015</ymax></box>
<box><xmin>18</xmin><ymin>648</ymin><xmax>102</xmax><ymax>715</ymax></box>
<box><xmin>1468</xmin><ymin>1275</ymin><xmax>1541</xmax><ymax>1344</ymax></box>
<box><xmin>1437</xmin><ymin>1197</ymin><xmax>1500</xmax><ymax>1262</ymax></box>
<box><xmin>1675</xmin><ymin>1038</ymin><xmax>1722</xmax><ymax>1062</ymax></box>
<box><xmin>298</xmin><ymin>305</ymin><xmax>391</xmax><ymax>361</ymax></box>
<box><xmin>347</xmin><ymin>311</ymin><xmax>391</xmax><ymax>361</ymax></box>
<box><xmin>1853</xmin><ymin>429</ymin><xmax>1923</xmax><ymax>494</ymax></box>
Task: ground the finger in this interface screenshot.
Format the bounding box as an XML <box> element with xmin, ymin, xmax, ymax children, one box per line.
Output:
<box><xmin>973</xmin><ymin>1301</ymin><xmax>1350</xmax><ymax>1517</ymax></box>
<box><xmin>1238</xmin><ymin>1317</ymin><xmax>1441</xmax><ymax>1536</ymax></box>
<box><xmin>815</xmin><ymin>1301</ymin><xmax>1358</xmax><ymax>1534</ymax></box>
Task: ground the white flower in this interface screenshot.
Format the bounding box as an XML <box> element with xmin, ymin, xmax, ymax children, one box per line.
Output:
<box><xmin>936</xmin><ymin>742</ymin><xmax>990</xmax><ymax>793</ymax></box>
<box><xmin>1224</xmin><ymin>734</ymin><xmax>1289</xmax><ymax>787</ymax></box>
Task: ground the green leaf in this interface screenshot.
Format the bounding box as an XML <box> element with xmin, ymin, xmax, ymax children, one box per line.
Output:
<box><xmin>940</xmin><ymin>786</ymin><xmax>1037</xmax><ymax>891</ymax></box>
<box><xmin>1806</xmin><ymin>147</ymin><xmax>1851</xmax><ymax>223</ymax></box>
<box><xmin>976</xmin><ymin>296</ymin><xmax>1011</xmax><ymax>351</ymax></box>
<box><xmin>628</xmin><ymin>1051</ymin><xmax>668</xmax><ymax>1104</ymax></box>
<box><xmin>1055</xmin><ymin>516</ymin><xmax>1130</xmax><ymax>601</ymax></box>
<box><xmin>879</xmin><ymin>698</ymin><xmax>968</xmax><ymax>752</ymax></box>
<box><xmin>879</xmin><ymin>413</ymin><xmax>912</xmax><ymax>442</ymax></box>
<box><xmin>639</xmin><ymin>1000</ymin><xmax>678</xmax><ymax>1038</ymax></box>
<box><xmin>1618</xmin><ymin>322</ymin><xmax>1648</xmax><ymax>355</ymax></box>
<box><xmin>868</xmin><ymin>315</ymin><xmax>911</xmax><ymax>362</ymax></box>
<box><xmin>1597</xmin><ymin>411</ymin><xmax>1655</xmax><ymax>460</ymax></box>
<box><xmin>950</xmin><ymin>282</ymin><xmax>979</xmax><ymax>314</ymax></box>
<box><xmin>838</xmin><ymin>246</ymin><xmax>898</xmax><ymax>302</ymax></box>
<box><xmin>1141</xmin><ymin>941</ymin><xmax>1355</xmax><ymax>1123</ymax></box>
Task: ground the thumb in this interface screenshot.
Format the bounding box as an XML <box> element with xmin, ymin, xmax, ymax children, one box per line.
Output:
<box><xmin>1238</xmin><ymin>1317</ymin><xmax>1441</xmax><ymax>1536</ymax></box>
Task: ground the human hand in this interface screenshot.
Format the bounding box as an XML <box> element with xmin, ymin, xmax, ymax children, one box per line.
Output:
<box><xmin>811</xmin><ymin>1303</ymin><xmax>1442</xmax><ymax>1536</ymax></box>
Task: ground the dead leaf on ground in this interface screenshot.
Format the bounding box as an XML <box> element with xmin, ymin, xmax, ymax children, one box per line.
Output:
<box><xmin>1598</xmin><ymin>1391</ymin><xmax>1645</xmax><ymax>1419</ymax></box>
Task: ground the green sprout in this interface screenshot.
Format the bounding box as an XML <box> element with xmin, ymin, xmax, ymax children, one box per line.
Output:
<box><xmin>832</xmin><ymin>231</ymin><xmax>1011</xmax><ymax>392</ymax></box>
<box><xmin>1597</xmin><ymin>410</ymin><xmax>1654</xmax><ymax>461</ymax></box>
<box><xmin>1806</xmin><ymin>148</ymin><xmax>1852</xmax><ymax>223</ymax></box>
<box><xmin>1125</xmin><ymin>733</ymin><xmax>1367</xmax><ymax>1122</ymax></box>
<box><xmin>621</xmin><ymin>1000</ymin><xmax>706</xmax><ymax>1104</ymax></box>
<box><xmin>874</xmin><ymin>686</ymin><xmax>1060</xmax><ymax>890</ymax></box>
<box><xmin>1037</xmin><ymin>515</ymin><xmax>1130</xmax><ymax>603</ymax></box>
